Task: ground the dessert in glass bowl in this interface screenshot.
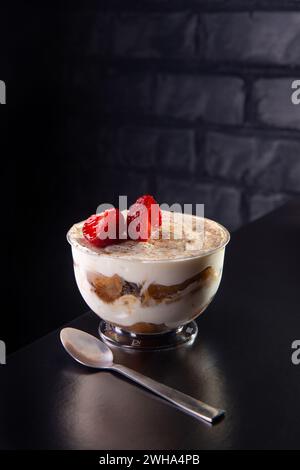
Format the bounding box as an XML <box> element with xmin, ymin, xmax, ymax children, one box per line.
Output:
<box><xmin>67</xmin><ymin>195</ymin><xmax>230</xmax><ymax>349</ymax></box>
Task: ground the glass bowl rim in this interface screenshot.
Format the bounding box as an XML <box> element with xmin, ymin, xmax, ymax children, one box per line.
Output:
<box><xmin>66</xmin><ymin>216</ymin><xmax>230</xmax><ymax>264</ymax></box>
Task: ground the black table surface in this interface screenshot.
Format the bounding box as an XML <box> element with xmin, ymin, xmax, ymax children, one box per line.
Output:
<box><xmin>1</xmin><ymin>201</ymin><xmax>300</xmax><ymax>450</ymax></box>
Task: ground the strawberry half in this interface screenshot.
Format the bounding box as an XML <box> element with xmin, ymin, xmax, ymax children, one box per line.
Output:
<box><xmin>83</xmin><ymin>209</ymin><xmax>125</xmax><ymax>247</ymax></box>
<box><xmin>127</xmin><ymin>194</ymin><xmax>162</xmax><ymax>241</ymax></box>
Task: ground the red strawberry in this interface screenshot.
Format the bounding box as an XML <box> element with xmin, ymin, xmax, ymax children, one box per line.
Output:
<box><xmin>127</xmin><ymin>195</ymin><xmax>162</xmax><ymax>241</ymax></box>
<box><xmin>83</xmin><ymin>209</ymin><xmax>125</xmax><ymax>247</ymax></box>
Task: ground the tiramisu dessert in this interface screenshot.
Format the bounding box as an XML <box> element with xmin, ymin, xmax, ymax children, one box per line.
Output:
<box><xmin>67</xmin><ymin>195</ymin><xmax>230</xmax><ymax>349</ymax></box>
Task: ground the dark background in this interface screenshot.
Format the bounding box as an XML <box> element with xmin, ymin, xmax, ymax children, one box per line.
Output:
<box><xmin>2</xmin><ymin>1</ymin><xmax>300</xmax><ymax>352</ymax></box>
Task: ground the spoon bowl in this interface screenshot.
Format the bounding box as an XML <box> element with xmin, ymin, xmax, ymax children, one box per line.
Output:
<box><xmin>60</xmin><ymin>328</ymin><xmax>113</xmax><ymax>369</ymax></box>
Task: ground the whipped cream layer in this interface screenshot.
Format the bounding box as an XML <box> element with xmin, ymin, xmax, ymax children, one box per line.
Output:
<box><xmin>68</xmin><ymin>210</ymin><xmax>229</xmax><ymax>261</ymax></box>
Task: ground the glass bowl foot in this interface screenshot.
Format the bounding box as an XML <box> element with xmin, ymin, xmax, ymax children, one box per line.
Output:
<box><xmin>98</xmin><ymin>320</ymin><xmax>198</xmax><ymax>350</ymax></box>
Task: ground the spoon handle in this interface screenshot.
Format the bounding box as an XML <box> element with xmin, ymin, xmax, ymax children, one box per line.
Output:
<box><xmin>112</xmin><ymin>364</ymin><xmax>224</xmax><ymax>424</ymax></box>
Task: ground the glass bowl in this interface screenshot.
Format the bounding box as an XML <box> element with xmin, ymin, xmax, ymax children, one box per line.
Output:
<box><xmin>67</xmin><ymin>219</ymin><xmax>230</xmax><ymax>350</ymax></box>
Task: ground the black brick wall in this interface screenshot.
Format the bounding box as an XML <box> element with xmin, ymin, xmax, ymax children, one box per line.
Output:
<box><xmin>62</xmin><ymin>2</ymin><xmax>300</xmax><ymax>230</ymax></box>
<box><xmin>5</xmin><ymin>0</ymin><xmax>300</xmax><ymax>351</ymax></box>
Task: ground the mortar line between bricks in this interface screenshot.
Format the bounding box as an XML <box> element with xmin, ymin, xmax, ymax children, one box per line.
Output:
<box><xmin>243</xmin><ymin>77</ymin><xmax>255</xmax><ymax>124</ymax></box>
<box><xmin>77</xmin><ymin>113</ymin><xmax>300</xmax><ymax>141</ymax></box>
<box><xmin>63</xmin><ymin>58</ymin><xmax>300</xmax><ymax>78</ymax></box>
<box><xmin>240</xmin><ymin>190</ymin><xmax>251</xmax><ymax>226</ymax></box>
<box><xmin>97</xmin><ymin>163</ymin><xmax>300</xmax><ymax>200</ymax></box>
<box><xmin>65</xmin><ymin>1</ymin><xmax>300</xmax><ymax>14</ymax></box>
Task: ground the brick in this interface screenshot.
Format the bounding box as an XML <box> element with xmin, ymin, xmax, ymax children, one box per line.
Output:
<box><xmin>155</xmin><ymin>75</ymin><xmax>245</xmax><ymax>124</ymax></box>
<box><xmin>157</xmin><ymin>128</ymin><xmax>195</xmax><ymax>172</ymax></box>
<box><xmin>103</xmin><ymin>74</ymin><xmax>155</xmax><ymax>114</ymax></box>
<box><xmin>62</xmin><ymin>64</ymin><xmax>106</xmax><ymax>107</ymax></box>
<box><xmin>63</xmin><ymin>11</ymin><xmax>112</xmax><ymax>56</ymax></box>
<box><xmin>248</xmin><ymin>193</ymin><xmax>290</xmax><ymax>221</ymax></box>
<box><xmin>97</xmin><ymin>128</ymin><xmax>118</xmax><ymax>167</ymax></box>
<box><xmin>203</xmin><ymin>13</ymin><xmax>300</xmax><ymax>65</ymax></box>
<box><xmin>118</xmin><ymin>127</ymin><xmax>158</xmax><ymax>168</ymax></box>
<box><xmin>64</xmin><ymin>117</ymin><xmax>116</xmax><ymax>169</ymax></box>
<box><xmin>66</xmin><ymin>69</ymin><xmax>155</xmax><ymax>113</ymax></box>
<box><xmin>114</xmin><ymin>13</ymin><xmax>197</xmax><ymax>58</ymax></box>
<box><xmin>156</xmin><ymin>176</ymin><xmax>242</xmax><ymax>230</ymax></box>
<box><xmin>204</xmin><ymin>184</ymin><xmax>242</xmax><ymax>231</ymax></box>
<box><xmin>254</xmin><ymin>79</ymin><xmax>300</xmax><ymax>130</ymax></box>
<box><xmin>204</xmin><ymin>132</ymin><xmax>258</xmax><ymax>184</ymax></box>
<box><xmin>118</xmin><ymin>127</ymin><xmax>195</xmax><ymax>171</ymax></box>
<box><xmin>65</xmin><ymin>122</ymin><xmax>195</xmax><ymax>173</ymax></box>
<box><xmin>204</xmin><ymin>132</ymin><xmax>300</xmax><ymax>193</ymax></box>
<box><xmin>94</xmin><ymin>169</ymin><xmax>151</xmax><ymax>210</ymax></box>
<box><xmin>252</xmin><ymin>139</ymin><xmax>300</xmax><ymax>193</ymax></box>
